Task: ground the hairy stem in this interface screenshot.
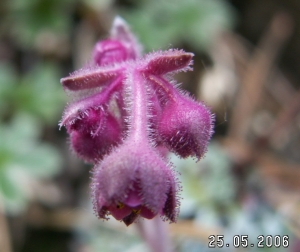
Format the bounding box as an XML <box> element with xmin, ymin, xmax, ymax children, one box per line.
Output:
<box><xmin>127</xmin><ymin>71</ymin><xmax>150</xmax><ymax>143</ymax></box>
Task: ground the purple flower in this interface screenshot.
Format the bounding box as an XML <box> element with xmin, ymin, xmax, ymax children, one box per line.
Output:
<box><xmin>60</xmin><ymin>17</ymin><xmax>214</xmax><ymax>225</ymax></box>
<box><xmin>91</xmin><ymin>141</ymin><xmax>179</xmax><ymax>226</ymax></box>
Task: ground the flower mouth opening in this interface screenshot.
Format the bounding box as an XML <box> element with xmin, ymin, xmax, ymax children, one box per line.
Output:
<box><xmin>106</xmin><ymin>201</ymin><xmax>156</xmax><ymax>226</ymax></box>
<box><xmin>103</xmin><ymin>184</ymin><xmax>158</xmax><ymax>225</ymax></box>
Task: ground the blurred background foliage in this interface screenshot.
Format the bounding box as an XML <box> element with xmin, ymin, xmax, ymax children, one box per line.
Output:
<box><xmin>1</xmin><ymin>0</ymin><xmax>300</xmax><ymax>251</ymax></box>
<box><xmin>121</xmin><ymin>0</ymin><xmax>235</xmax><ymax>51</ymax></box>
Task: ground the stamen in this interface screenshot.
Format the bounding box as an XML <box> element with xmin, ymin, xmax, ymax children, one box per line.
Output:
<box><xmin>132</xmin><ymin>208</ymin><xmax>141</xmax><ymax>215</ymax></box>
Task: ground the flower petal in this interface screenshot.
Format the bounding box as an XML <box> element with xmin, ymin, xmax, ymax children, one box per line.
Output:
<box><xmin>140</xmin><ymin>206</ymin><xmax>156</xmax><ymax>219</ymax></box>
<box><xmin>108</xmin><ymin>204</ymin><xmax>132</xmax><ymax>220</ymax></box>
<box><xmin>162</xmin><ymin>168</ymin><xmax>181</xmax><ymax>223</ymax></box>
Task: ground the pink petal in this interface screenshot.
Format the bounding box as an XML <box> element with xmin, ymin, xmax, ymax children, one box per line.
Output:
<box><xmin>109</xmin><ymin>204</ymin><xmax>132</xmax><ymax>220</ymax></box>
<box><xmin>140</xmin><ymin>206</ymin><xmax>156</xmax><ymax>219</ymax></box>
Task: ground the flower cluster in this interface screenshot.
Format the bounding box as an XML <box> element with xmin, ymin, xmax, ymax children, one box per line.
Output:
<box><xmin>60</xmin><ymin>17</ymin><xmax>214</xmax><ymax>226</ymax></box>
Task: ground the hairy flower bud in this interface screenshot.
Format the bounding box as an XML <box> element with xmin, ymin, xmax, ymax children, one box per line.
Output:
<box><xmin>67</xmin><ymin>108</ymin><xmax>121</xmax><ymax>162</ymax></box>
<box><xmin>93</xmin><ymin>39</ymin><xmax>130</xmax><ymax>66</ymax></box>
<box><xmin>158</xmin><ymin>95</ymin><xmax>214</xmax><ymax>160</ymax></box>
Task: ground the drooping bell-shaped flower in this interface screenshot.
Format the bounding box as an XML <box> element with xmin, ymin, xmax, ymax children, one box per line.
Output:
<box><xmin>59</xmin><ymin>17</ymin><xmax>214</xmax><ymax>225</ymax></box>
<box><xmin>92</xmin><ymin>141</ymin><xmax>180</xmax><ymax>226</ymax></box>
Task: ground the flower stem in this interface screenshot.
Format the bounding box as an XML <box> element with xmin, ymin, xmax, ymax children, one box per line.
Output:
<box><xmin>136</xmin><ymin>216</ymin><xmax>173</xmax><ymax>252</ymax></box>
<box><xmin>127</xmin><ymin>71</ymin><xmax>149</xmax><ymax>143</ymax></box>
